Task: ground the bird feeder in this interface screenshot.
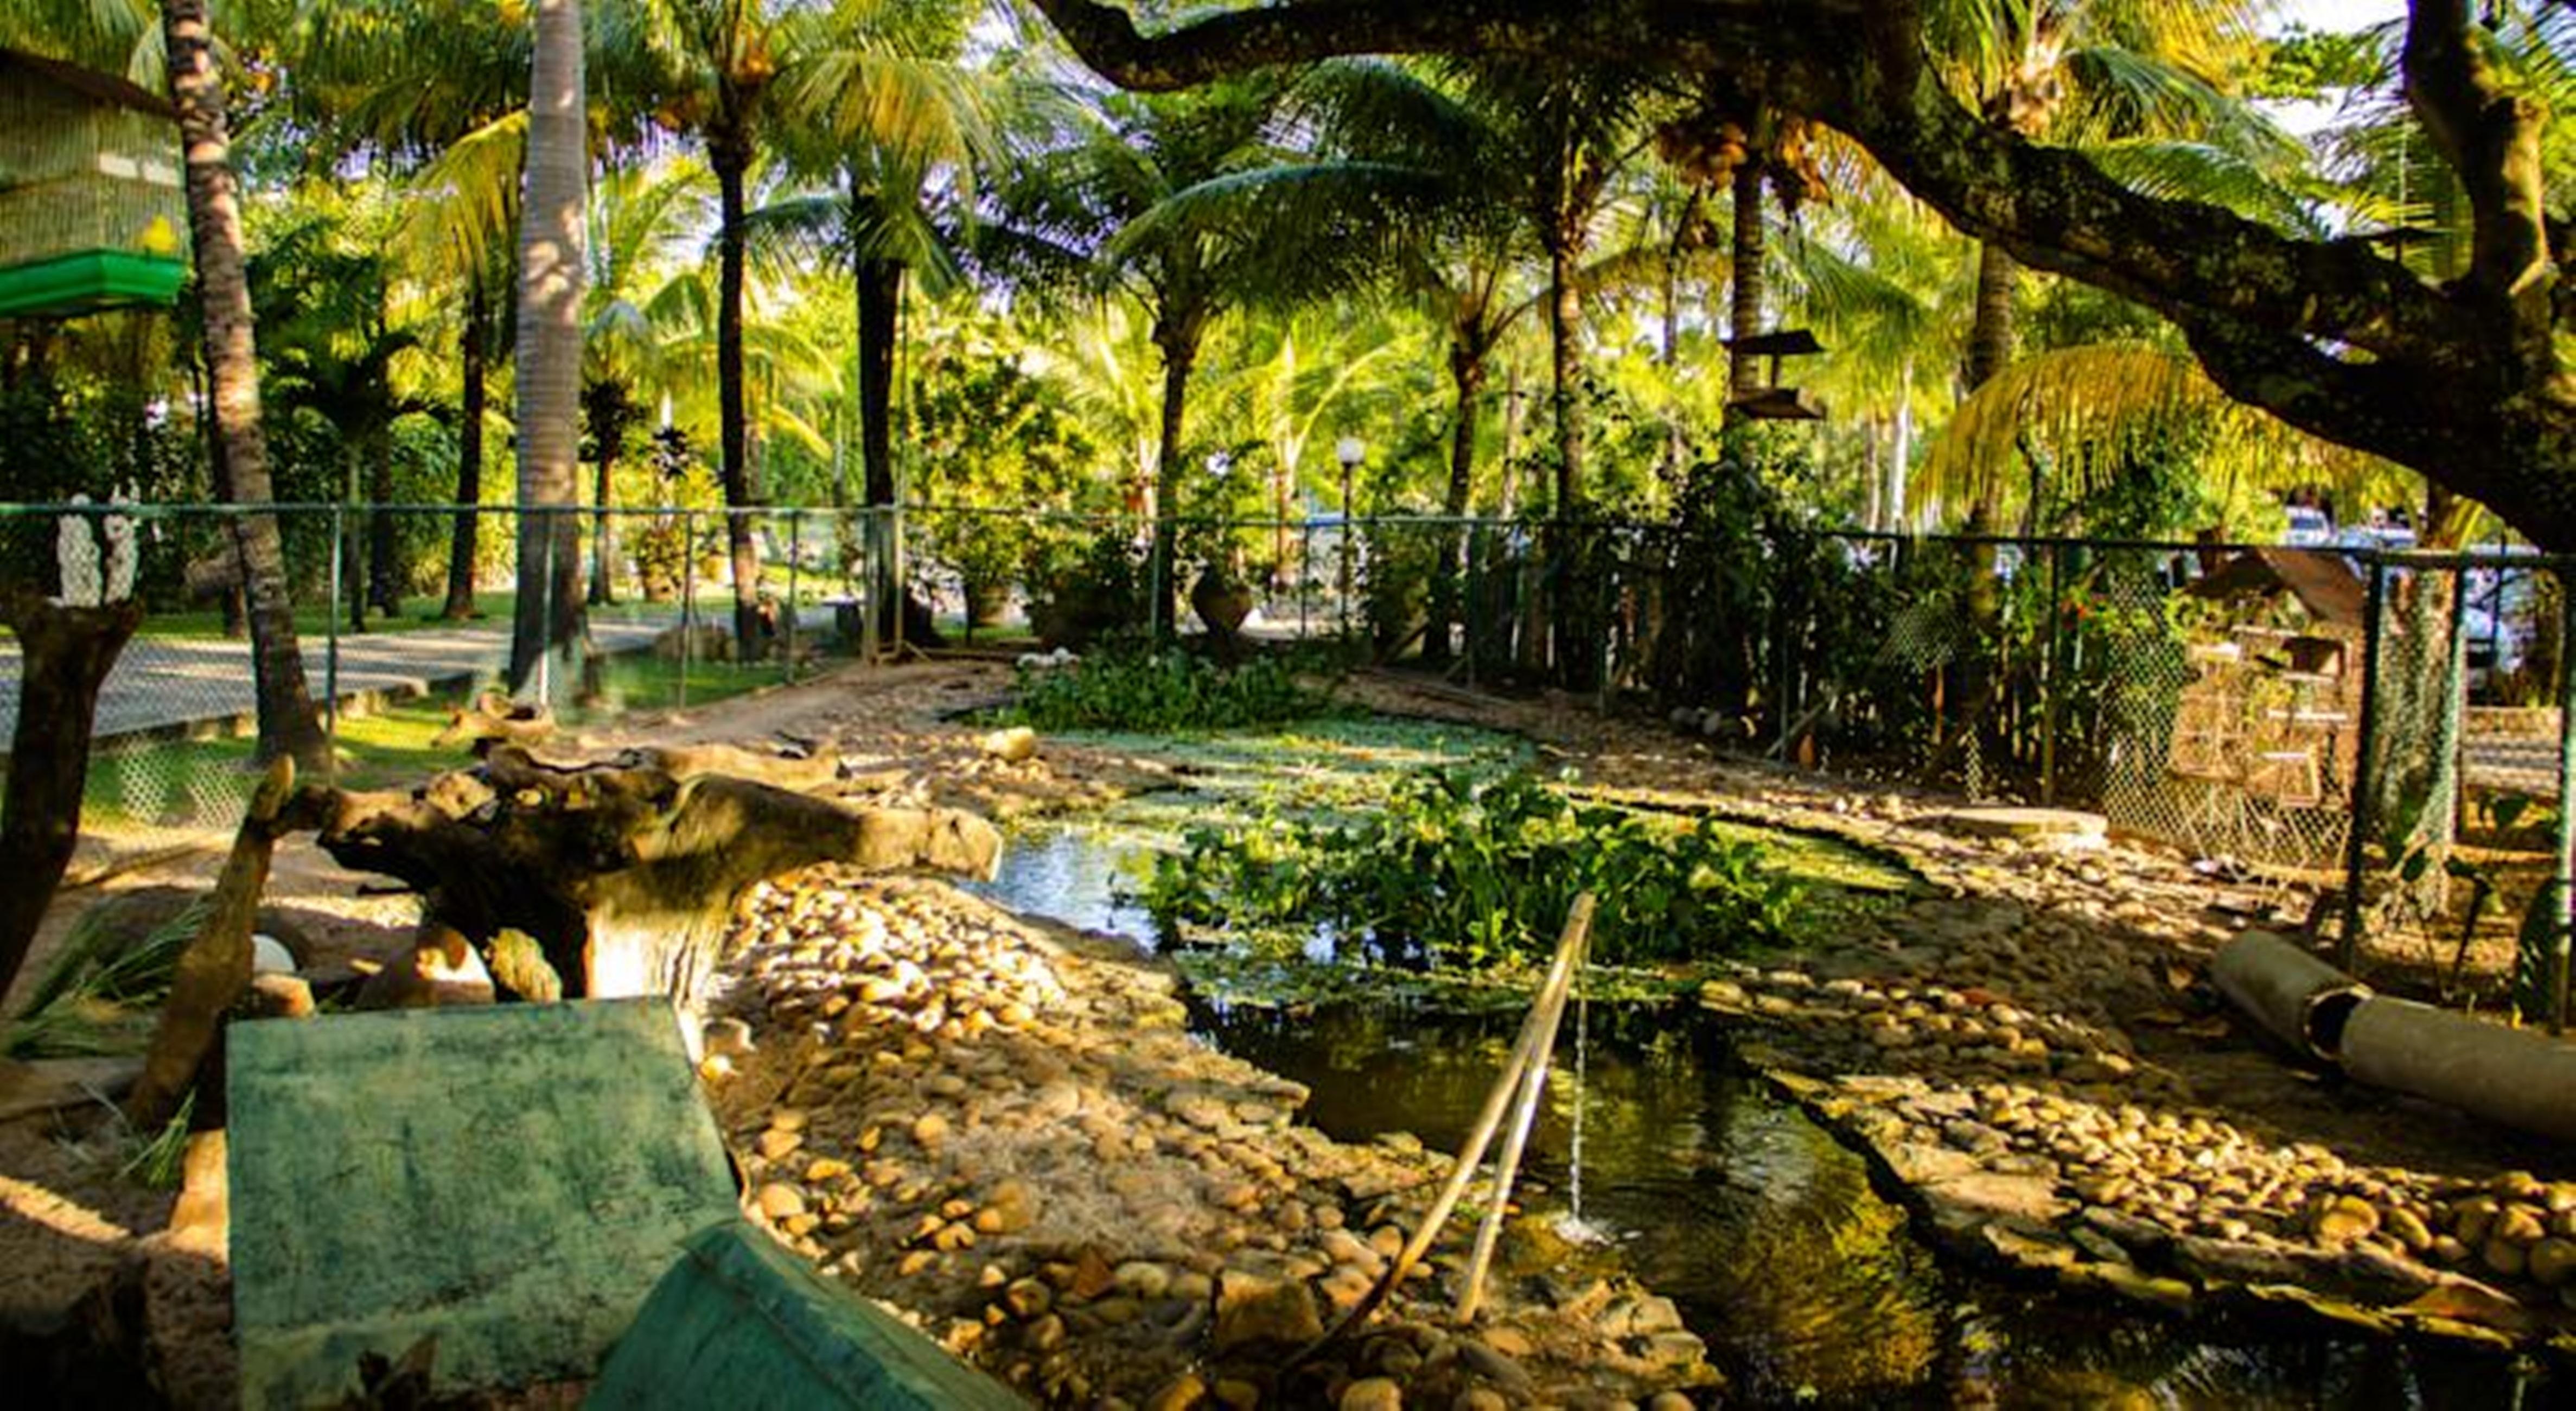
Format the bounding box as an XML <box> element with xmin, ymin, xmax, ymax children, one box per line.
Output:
<box><xmin>0</xmin><ymin>49</ymin><xmax>188</xmax><ymax>320</ymax></box>
<box><xmin>1723</xmin><ymin>328</ymin><xmax>1825</xmax><ymax>421</ymax></box>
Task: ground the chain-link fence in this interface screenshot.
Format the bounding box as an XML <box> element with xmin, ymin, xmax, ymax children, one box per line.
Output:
<box><xmin>9</xmin><ymin>499</ymin><xmax>2575</xmax><ymax>1009</ymax></box>
<box><xmin>0</xmin><ymin>500</ymin><xmax>902</xmax><ymax>856</ymax></box>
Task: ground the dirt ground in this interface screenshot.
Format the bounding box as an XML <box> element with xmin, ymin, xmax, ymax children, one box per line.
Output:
<box><xmin>4</xmin><ymin>655</ymin><xmax>2569</xmax><ymax>1403</ymax></box>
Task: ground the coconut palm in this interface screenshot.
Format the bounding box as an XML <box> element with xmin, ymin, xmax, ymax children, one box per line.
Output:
<box><xmin>983</xmin><ymin>76</ymin><xmax>1382</xmax><ymax>635</ymax></box>
<box><xmin>161</xmin><ymin>0</ymin><xmax>329</xmax><ymax>767</ymax></box>
<box><xmin>509</xmin><ymin>0</ymin><xmax>587</xmax><ymax>690</ymax></box>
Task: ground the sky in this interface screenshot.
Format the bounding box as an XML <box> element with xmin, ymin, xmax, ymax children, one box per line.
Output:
<box><xmin>2273</xmin><ymin>0</ymin><xmax>2408</xmax><ymax>33</ymax></box>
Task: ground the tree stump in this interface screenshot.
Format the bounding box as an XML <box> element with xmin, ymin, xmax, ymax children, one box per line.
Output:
<box><xmin>284</xmin><ymin>745</ymin><xmax>1001</xmax><ymax>1003</ymax></box>
<box><xmin>0</xmin><ymin>592</ymin><xmax>145</xmax><ymax>1004</ymax></box>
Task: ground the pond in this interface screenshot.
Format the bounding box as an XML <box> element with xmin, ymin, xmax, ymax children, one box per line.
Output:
<box><xmin>965</xmin><ymin>718</ymin><xmax>2545</xmax><ymax>1406</ymax></box>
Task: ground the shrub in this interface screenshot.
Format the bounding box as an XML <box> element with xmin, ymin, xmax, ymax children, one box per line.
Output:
<box><xmin>1011</xmin><ymin>643</ymin><xmax>1335</xmax><ymax>733</ymax></box>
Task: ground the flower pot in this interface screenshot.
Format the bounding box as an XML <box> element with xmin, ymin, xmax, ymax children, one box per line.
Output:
<box><xmin>1191</xmin><ymin>570</ymin><xmax>1254</xmax><ymax>637</ymax></box>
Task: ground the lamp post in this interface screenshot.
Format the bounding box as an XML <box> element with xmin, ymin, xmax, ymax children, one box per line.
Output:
<box><xmin>1336</xmin><ymin>436</ymin><xmax>1363</xmax><ymax>640</ymax></box>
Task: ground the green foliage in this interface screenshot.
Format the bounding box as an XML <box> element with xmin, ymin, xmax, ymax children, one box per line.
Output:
<box><xmin>1010</xmin><ymin>644</ymin><xmax>1336</xmax><ymax>733</ymax></box>
<box><xmin>1024</xmin><ymin>526</ymin><xmax>1149</xmax><ymax>650</ymax></box>
<box><xmin>914</xmin><ymin>321</ymin><xmax>1099</xmax><ymax>594</ymax></box>
<box><xmin>4</xmin><ymin>897</ymin><xmax>207</xmax><ymax>1059</ymax></box>
<box><xmin>1143</xmin><ymin>766</ymin><xmax>1808</xmax><ymax>969</ymax></box>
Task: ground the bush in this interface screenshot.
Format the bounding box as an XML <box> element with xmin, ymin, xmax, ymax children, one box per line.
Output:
<box><xmin>1142</xmin><ymin>766</ymin><xmax>1807</xmax><ymax>969</ymax></box>
<box><xmin>1010</xmin><ymin>644</ymin><xmax>1335</xmax><ymax>733</ymax></box>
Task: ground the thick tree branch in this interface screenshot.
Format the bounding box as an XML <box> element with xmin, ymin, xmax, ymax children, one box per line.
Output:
<box><xmin>2401</xmin><ymin>0</ymin><xmax>2555</xmax><ymax>351</ymax></box>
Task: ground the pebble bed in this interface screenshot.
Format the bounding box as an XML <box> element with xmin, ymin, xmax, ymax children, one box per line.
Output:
<box><xmin>701</xmin><ymin>870</ymin><xmax>1723</xmax><ymax>1409</ymax></box>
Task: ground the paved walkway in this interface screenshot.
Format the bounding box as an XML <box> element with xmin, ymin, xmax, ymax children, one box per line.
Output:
<box><xmin>0</xmin><ymin>611</ymin><xmax>681</xmax><ymax>743</ymax></box>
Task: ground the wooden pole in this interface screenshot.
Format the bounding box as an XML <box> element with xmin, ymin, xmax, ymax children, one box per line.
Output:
<box><xmin>1289</xmin><ymin>894</ymin><xmax>1596</xmax><ymax>1366</ymax></box>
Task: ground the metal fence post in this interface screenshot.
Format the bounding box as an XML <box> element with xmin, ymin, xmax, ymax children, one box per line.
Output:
<box><xmin>2041</xmin><ymin>541</ymin><xmax>2063</xmax><ymax>806</ymax></box>
<box><xmin>786</xmin><ymin>510</ymin><xmax>802</xmax><ymax>682</ymax></box>
<box><xmin>324</xmin><ymin>503</ymin><xmax>342</xmax><ymax>760</ymax></box>
<box><xmin>2339</xmin><ymin>556</ymin><xmax>2390</xmax><ymax>971</ymax></box>
<box><xmin>678</xmin><ymin>510</ymin><xmax>696</xmax><ymax>708</ymax></box>
<box><xmin>2553</xmin><ymin>569</ymin><xmax>2576</xmax><ymax>1032</ymax></box>
<box><xmin>890</xmin><ymin>501</ymin><xmax>907</xmax><ymax>658</ymax></box>
<box><xmin>1300</xmin><ymin>522</ymin><xmax>1314</xmax><ymax>641</ymax></box>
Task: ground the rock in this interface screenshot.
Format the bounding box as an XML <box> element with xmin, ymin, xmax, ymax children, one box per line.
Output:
<box><xmin>1115</xmin><ymin>1261</ymin><xmax>1175</xmax><ymax>1300</ymax></box>
<box><xmin>913</xmin><ymin>1112</ymin><xmax>951</xmax><ymax>1147</ymax></box>
<box><xmin>757</xmin><ymin>1128</ymin><xmax>805</xmax><ymax>1161</ymax></box>
<box><xmin>2310</xmin><ymin>1195</ymin><xmax>2379</xmax><ymax>1245</ymax></box>
<box><xmin>2530</xmin><ymin>1238</ymin><xmax>2576</xmax><ymax>1287</ymax></box>
<box><xmin>1003</xmin><ymin>1277</ymin><xmax>1054</xmax><ymax>1319</ymax></box>
<box><xmin>1144</xmin><ymin>1374</ymin><xmax>1209</xmax><ymax>1411</ymax></box>
<box><xmin>702</xmin><ymin>1018</ymin><xmax>756</xmax><ymax>1058</ymax></box>
<box><xmin>1339</xmin><ymin>1378</ymin><xmax>1402</xmax><ymax>1411</ymax></box>
<box><xmin>980</xmin><ymin>727</ymin><xmax>1040</xmax><ymax>762</ymax></box>
<box><xmin>755</xmin><ymin>1183</ymin><xmax>807</xmax><ymax>1221</ymax></box>
<box><xmin>1213</xmin><ymin>1273</ymin><xmax>1322</xmax><ymax>1352</ymax></box>
<box><xmin>355</xmin><ymin>925</ymin><xmax>494</xmax><ymax>1008</ymax></box>
<box><xmin>244</xmin><ymin>973</ymin><xmax>315</xmax><ymax>1019</ymax></box>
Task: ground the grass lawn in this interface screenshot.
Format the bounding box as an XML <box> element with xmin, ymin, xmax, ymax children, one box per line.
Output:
<box><xmin>80</xmin><ymin>654</ymin><xmax>794</xmax><ymax>830</ymax></box>
<box><xmin>131</xmin><ymin>590</ymin><xmax>706</xmax><ymax>641</ymax></box>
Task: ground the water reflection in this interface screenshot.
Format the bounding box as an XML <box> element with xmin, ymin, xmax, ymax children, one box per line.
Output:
<box><xmin>1196</xmin><ymin>1000</ymin><xmax>2543</xmax><ymax>1410</ymax></box>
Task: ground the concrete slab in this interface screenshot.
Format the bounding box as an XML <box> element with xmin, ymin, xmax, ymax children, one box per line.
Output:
<box><xmin>591</xmin><ymin>1218</ymin><xmax>1022</xmax><ymax>1410</ymax></box>
<box><xmin>227</xmin><ymin>999</ymin><xmax>737</xmax><ymax>1408</ymax></box>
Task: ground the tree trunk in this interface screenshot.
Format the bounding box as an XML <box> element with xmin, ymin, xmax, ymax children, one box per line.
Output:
<box><xmin>715</xmin><ymin>128</ymin><xmax>764</xmax><ymax>659</ymax></box>
<box><xmin>163</xmin><ymin>0</ymin><xmax>328</xmax><ymax>770</ymax></box>
<box><xmin>1150</xmin><ymin>315</ymin><xmax>1202</xmax><ymax>640</ymax></box>
<box><xmin>857</xmin><ymin>253</ymin><xmax>903</xmax><ymax>637</ymax></box>
<box><xmin>0</xmin><ymin>595</ymin><xmax>143</xmax><ymax>1005</ymax></box>
<box><xmin>126</xmin><ymin>755</ymin><xmax>294</xmax><ymax>1132</ymax></box>
<box><xmin>1430</xmin><ymin>339</ymin><xmax>1485</xmax><ymax>665</ymax></box>
<box><xmin>444</xmin><ymin>274</ymin><xmax>487</xmax><ymax>619</ymax></box>
<box><xmin>1725</xmin><ymin>163</ymin><xmax>1765</xmax><ymax>425</ymax></box>
<box><xmin>587</xmin><ymin>422</ymin><xmax>620</xmax><ymax>607</ymax></box>
<box><xmin>1546</xmin><ymin>236</ymin><xmax>1584</xmax><ymax>515</ymax></box>
<box><xmin>1966</xmin><ymin>239</ymin><xmax>2017</xmax><ymax>393</ymax></box>
<box><xmin>366</xmin><ymin>427</ymin><xmax>400</xmax><ymax>618</ymax></box>
<box><xmin>508</xmin><ymin>0</ymin><xmax>588</xmax><ymax>691</ymax></box>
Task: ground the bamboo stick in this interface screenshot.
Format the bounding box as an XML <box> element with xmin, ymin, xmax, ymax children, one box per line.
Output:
<box><xmin>1454</xmin><ymin>910</ymin><xmax>1590</xmax><ymax>1321</ymax></box>
<box><xmin>1287</xmin><ymin>893</ymin><xmax>1597</xmax><ymax>1368</ymax></box>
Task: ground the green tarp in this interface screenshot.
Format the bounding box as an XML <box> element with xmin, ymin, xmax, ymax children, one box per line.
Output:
<box><xmin>590</xmin><ymin>1219</ymin><xmax>1023</xmax><ymax>1411</ymax></box>
<box><xmin>227</xmin><ymin>999</ymin><xmax>737</xmax><ymax>1408</ymax></box>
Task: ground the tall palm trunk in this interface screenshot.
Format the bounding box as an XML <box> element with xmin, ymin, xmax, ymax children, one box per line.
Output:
<box><xmin>1431</xmin><ymin>333</ymin><xmax>1485</xmax><ymax>665</ymax></box>
<box><xmin>1966</xmin><ymin>240</ymin><xmax>2016</xmax><ymax>393</ymax></box>
<box><xmin>856</xmin><ymin>252</ymin><xmax>903</xmax><ymax>635</ymax></box>
<box><xmin>444</xmin><ymin>273</ymin><xmax>487</xmax><ymax>619</ymax></box>
<box><xmin>713</xmin><ymin>125</ymin><xmax>763</xmax><ymax>657</ymax></box>
<box><xmin>508</xmin><ymin>0</ymin><xmax>587</xmax><ymax>690</ymax></box>
<box><xmin>1724</xmin><ymin>163</ymin><xmax>1766</xmax><ymax>425</ymax></box>
<box><xmin>366</xmin><ymin>425</ymin><xmax>400</xmax><ymax>618</ymax></box>
<box><xmin>1546</xmin><ymin>235</ymin><xmax>1585</xmax><ymax>514</ymax></box>
<box><xmin>587</xmin><ymin>415</ymin><xmax>622</xmax><ymax>607</ymax></box>
<box><xmin>163</xmin><ymin>0</ymin><xmax>327</xmax><ymax>769</ymax></box>
<box><xmin>1149</xmin><ymin>315</ymin><xmax>1202</xmax><ymax>640</ymax></box>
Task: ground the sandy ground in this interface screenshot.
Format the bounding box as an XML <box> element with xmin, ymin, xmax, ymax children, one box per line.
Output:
<box><xmin>5</xmin><ymin>656</ymin><xmax>2571</xmax><ymax>1404</ymax></box>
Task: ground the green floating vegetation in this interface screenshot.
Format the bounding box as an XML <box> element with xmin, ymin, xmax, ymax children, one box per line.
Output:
<box><xmin>1008</xmin><ymin>644</ymin><xmax>1341</xmax><ymax>734</ymax></box>
<box><xmin>1142</xmin><ymin>765</ymin><xmax>1831</xmax><ymax>970</ymax></box>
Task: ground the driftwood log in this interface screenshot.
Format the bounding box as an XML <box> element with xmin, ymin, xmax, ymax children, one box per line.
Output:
<box><xmin>283</xmin><ymin>743</ymin><xmax>1000</xmax><ymax>1003</ymax></box>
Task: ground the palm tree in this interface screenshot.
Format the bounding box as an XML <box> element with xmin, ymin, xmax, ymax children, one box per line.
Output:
<box><xmin>298</xmin><ymin>0</ymin><xmax>533</xmax><ymax>620</ymax></box>
<box><xmin>508</xmin><ymin>0</ymin><xmax>588</xmax><ymax>690</ymax></box>
<box><xmin>985</xmin><ymin>77</ymin><xmax>1369</xmax><ymax>635</ymax></box>
<box><xmin>581</xmin><ymin>159</ymin><xmax>714</xmax><ymax>605</ymax></box>
<box><xmin>161</xmin><ymin>0</ymin><xmax>329</xmax><ymax>768</ymax></box>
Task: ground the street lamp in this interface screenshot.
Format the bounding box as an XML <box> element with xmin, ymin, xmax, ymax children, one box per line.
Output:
<box><xmin>1335</xmin><ymin>437</ymin><xmax>1364</xmax><ymax>638</ymax></box>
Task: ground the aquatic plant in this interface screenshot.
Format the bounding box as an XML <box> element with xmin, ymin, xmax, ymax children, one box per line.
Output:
<box><xmin>1143</xmin><ymin>766</ymin><xmax>1808</xmax><ymax>968</ymax></box>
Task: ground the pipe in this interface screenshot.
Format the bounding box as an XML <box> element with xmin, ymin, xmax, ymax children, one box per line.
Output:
<box><xmin>2211</xmin><ymin>930</ymin><xmax>2371</xmax><ymax>1062</ymax></box>
<box><xmin>2341</xmin><ymin>997</ymin><xmax>2576</xmax><ymax>1143</ymax></box>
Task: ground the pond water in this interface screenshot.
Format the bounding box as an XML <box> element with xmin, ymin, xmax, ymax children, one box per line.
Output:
<box><xmin>964</xmin><ymin>721</ymin><xmax>2548</xmax><ymax>1406</ymax></box>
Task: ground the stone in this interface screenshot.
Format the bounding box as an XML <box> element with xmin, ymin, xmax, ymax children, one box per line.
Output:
<box><xmin>2530</xmin><ymin>1238</ymin><xmax>2576</xmax><ymax>1287</ymax></box>
<box><xmin>1213</xmin><ymin>1273</ymin><xmax>1323</xmax><ymax>1352</ymax></box>
<box><xmin>1145</xmin><ymin>1374</ymin><xmax>1209</xmax><ymax>1411</ymax></box>
<box><xmin>758</xmin><ymin>1128</ymin><xmax>805</xmax><ymax>1161</ymax></box>
<box><xmin>703</xmin><ymin>1018</ymin><xmax>756</xmax><ymax>1058</ymax></box>
<box><xmin>757</xmin><ymin>1183</ymin><xmax>808</xmax><ymax>1221</ymax></box>
<box><xmin>1339</xmin><ymin>1378</ymin><xmax>1402</xmax><ymax>1411</ymax></box>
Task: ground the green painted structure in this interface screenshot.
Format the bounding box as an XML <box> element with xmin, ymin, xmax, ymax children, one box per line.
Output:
<box><xmin>227</xmin><ymin>999</ymin><xmax>738</xmax><ymax>1408</ymax></box>
<box><xmin>0</xmin><ymin>49</ymin><xmax>187</xmax><ymax>318</ymax></box>
<box><xmin>590</xmin><ymin>1219</ymin><xmax>1024</xmax><ymax>1410</ymax></box>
